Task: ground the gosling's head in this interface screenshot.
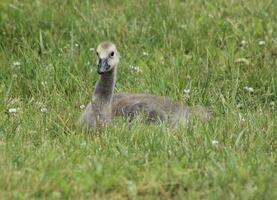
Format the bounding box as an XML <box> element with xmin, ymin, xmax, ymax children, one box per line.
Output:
<box><xmin>96</xmin><ymin>41</ymin><xmax>119</xmax><ymax>75</ymax></box>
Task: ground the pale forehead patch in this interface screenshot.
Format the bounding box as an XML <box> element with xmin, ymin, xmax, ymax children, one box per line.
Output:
<box><xmin>101</xmin><ymin>41</ymin><xmax>112</xmax><ymax>49</ymax></box>
<box><xmin>96</xmin><ymin>41</ymin><xmax>116</xmax><ymax>57</ymax></box>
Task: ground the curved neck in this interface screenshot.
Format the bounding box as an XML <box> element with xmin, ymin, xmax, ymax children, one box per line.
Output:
<box><xmin>93</xmin><ymin>67</ymin><xmax>116</xmax><ymax>102</ymax></box>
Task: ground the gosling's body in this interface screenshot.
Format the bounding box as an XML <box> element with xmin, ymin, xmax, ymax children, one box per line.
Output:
<box><xmin>112</xmin><ymin>93</ymin><xmax>210</xmax><ymax>126</ymax></box>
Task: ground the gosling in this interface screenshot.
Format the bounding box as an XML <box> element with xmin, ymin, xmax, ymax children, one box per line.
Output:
<box><xmin>79</xmin><ymin>41</ymin><xmax>211</xmax><ymax>131</ymax></box>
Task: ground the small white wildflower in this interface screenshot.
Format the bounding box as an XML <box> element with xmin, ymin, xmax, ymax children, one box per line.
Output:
<box><xmin>12</xmin><ymin>74</ymin><xmax>18</xmax><ymax>79</ymax></box>
<box><xmin>74</xmin><ymin>43</ymin><xmax>79</xmax><ymax>47</ymax></box>
<box><xmin>160</xmin><ymin>57</ymin><xmax>165</xmax><ymax>65</ymax></box>
<box><xmin>184</xmin><ymin>55</ymin><xmax>193</xmax><ymax>60</ymax></box>
<box><xmin>270</xmin><ymin>101</ymin><xmax>275</xmax><ymax>110</ymax></box>
<box><xmin>235</xmin><ymin>58</ymin><xmax>250</xmax><ymax>65</ymax></box>
<box><xmin>13</xmin><ymin>61</ymin><xmax>21</xmax><ymax>66</ymax></box>
<box><xmin>41</xmin><ymin>81</ymin><xmax>47</xmax><ymax>86</ymax></box>
<box><xmin>40</xmin><ymin>107</ymin><xmax>48</xmax><ymax>113</ymax></box>
<box><xmin>80</xmin><ymin>141</ymin><xmax>87</xmax><ymax>147</ymax></box>
<box><xmin>211</xmin><ymin>140</ymin><xmax>219</xmax><ymax>145</ymax></box>
<box><xmin>236</xmin><ymin>103</ymin><xmax>243</xmax><ymax>108</ymax></box>
<box><xmin>30</xmin><ymin>130</ymin><xmax>37</xmax><ymax>134</ymax></box>
<box><xmin>8</xmin><ymin>108</ymin><xmax>17</xmax><ymax>113</ymax></box>
<box><xmin>142</xmin><ymin>51</ymin><xmax>149</xmax><ymax>56</ymax></box>
<box><xmin>241</xmin><ymin>40</ymin><xmax>247</xmax><ymax>45</ymax></box>
<box><xmin>183</xmin><ymin>89</ymin><xmax>190</xmax><ymax>94</ymax></box>
<box><xmin>14</xmin><ymin>171</ymin><xmax>22</xmax><ymax>176</ymax></box>
<box><xmin>258</xmin><ymin>40</ymin><xmax>265</xmax><ymax>46</ymax></box>
<box><xmin>129</xmin><ymin>65</ymin><xmax>142</xmax><ymax>73</ymax></box>
<box><xmin>89</xmin><ymin>47</ymin><xmax>95</xmax><ymax>52</ymax></box>
<box><xmin>80</xmin><ymin>105</ymin><xmax>86</xmax><ymax>110</ymax></box>
<box><xmin>51</xmin><ymin>191</ymin><xmax>61</xmax><ymax>199</ymax></box>
<box><xmin>244</xmin><ymin>86</ymin><xmax>254</xmax><ymax>93</ymax></box>
<box><xmin>239</xmin><ymin>113</ymin><xmax>246</xmax><ymax>122</ymax></box>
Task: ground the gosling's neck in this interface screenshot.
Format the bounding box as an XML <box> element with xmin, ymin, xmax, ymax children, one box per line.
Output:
<box><xmin>93</xmin><ymin>66</ymin><xmax>117</xmax><ymax>102</ymax></box>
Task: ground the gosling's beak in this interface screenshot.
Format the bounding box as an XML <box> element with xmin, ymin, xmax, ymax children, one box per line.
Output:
<box><xmin>97</xmin><ymin>58</ymin><xmax>109</xmax><ymax>74</ymax></box>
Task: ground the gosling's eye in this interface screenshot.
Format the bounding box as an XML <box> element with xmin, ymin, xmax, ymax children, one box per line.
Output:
<box><xmin>110</xmin><ymin>51</ymin><xmax>114</xmax><ymax>57</ymax></box>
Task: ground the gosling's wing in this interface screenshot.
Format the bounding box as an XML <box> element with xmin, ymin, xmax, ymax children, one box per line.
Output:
<box><xmin>112</xmin><ymin>93</ymin><xmax>181</xmax><ymax>122</ymax></box>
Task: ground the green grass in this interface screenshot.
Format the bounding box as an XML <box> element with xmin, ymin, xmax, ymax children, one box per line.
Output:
<box><xmin>0</xmin><ymin>0</ymin><xmax>276</xmax><ymax>199</ymax></box>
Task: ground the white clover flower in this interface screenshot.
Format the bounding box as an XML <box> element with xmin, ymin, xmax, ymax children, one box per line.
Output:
<box><xmin>89</xmin><ymin>47</ymin><xmax>95</xmax><ymax>52</ymax></box>
<box><xmin>159</xmin><ymin>57</ymin><xmax>165</xmax><ymax>65</ymax></box>
<box><xmin>80</xmin><ymin>105</ymin><xmax>86</xmax><ymax>110</ymax></box>
<box><xmin>8</xmin><ymin>108</ymin><xmax>17</xmax><ymax>113</ymax></box>
<box><xmin>211</xmin><ymin>140</ymin><xmax>219</xmax><ymax>145</ymax></box>
<box><xmin>241</xmin><ymin>40</ymin><xmax>247</xmax><ymax>45</ymax></box>
<box><xmin>13</xmin><ymin>61</ymin><xmax>21</xmax><ymax>66</ymax></box>
<box><xmin>129</xmin><ymin>65</ymin><xmax>142</xmax><ymax>73</ymax></box>
<box><xmin>258</xmin><ymin>41</ymin><xmax>265</xmax><ymax>46</ymax></box>
<box><xmin>41</xmin><ymin>81</ymin><xmax>47</xmax><ymax>86</ymax></box>
<box><xmin>142</xmin><ymin>51</ymin><xmax>149</xmax><ymax>56</ymax></box>
<box><xmin>236</xmin><ymin>103</ymin><xmax>243</xmax><ymax>108</ymax></box>
<box><xmin>80</xmin><ymin>141</ymin><xmax>87</xmax><ymax>147</ymax></box>
<box><xmin>14</xmin><ymin>171</ymin><xmax>22</xmax><ymax>176</ymax></box>
<box><xmin>183</xmin><ymin>89</ymin><xmax>190</xmax><ymax>94</ymax></box>
<box><xmin>40</xmin><ymin>107</ymin><xmax>48</xmax><ymax>113</ymax></box>
<box><xmin>12</xmin><ymin>74</ymin><xmax>18</xmax><ymax>79</ymax></box>
<box><xmin>244</xmin><ymin>86</ymin><xmax>254</xmax><ymax>93</ymax></box>
<box><xmin>239</xmin><ymin>113</ymin><xmax>246</xmax><ymax>122</ymax></box>
<box><xmin>235</xmin><ymin>58</ymin><xmax>250</xmax><ymax>65</ymax></box>
<box><xmin>270</xmin><ymin>101</ymin><xmax>275</xmax><ymax>110</ymax></box>
<box><xmin>74</xmin><ymin>43</ymin><xmax>79</xmax><ymax>47</ymax></box>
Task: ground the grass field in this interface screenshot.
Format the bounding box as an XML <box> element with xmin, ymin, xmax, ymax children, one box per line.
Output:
<box><xmin>0</xmin><ymin>0</ymin><xmax>276</xmax><ymax>199</ymax></box>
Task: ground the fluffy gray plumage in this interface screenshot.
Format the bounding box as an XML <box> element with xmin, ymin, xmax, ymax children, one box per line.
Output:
<box><xmin>79</xmin><ymin>41</ymin><xmax>211</xmax><ymax>132</ymax></box>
